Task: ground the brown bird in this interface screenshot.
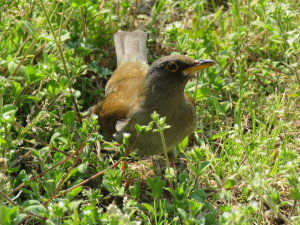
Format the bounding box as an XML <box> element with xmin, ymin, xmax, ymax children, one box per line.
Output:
<box><xmin>91</xmin><ymin>30</ymin><xmax>215</xmax><ymax>163</ymax></box>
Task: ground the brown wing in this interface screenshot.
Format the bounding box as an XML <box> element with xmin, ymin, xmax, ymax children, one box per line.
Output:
<box><xmin>91</xmin><ymin>61</ymin><xmax>149</xmax><ymax>136</ymax></box>
<box><xmin>184</xmin><ymin>93</ymin><xmax>196</xmax><ymax>108</ymax></box>
<box><xmin>105</xmin><ymin>61</ymin><xmax>148</xmax><ymax>96</ymax></box>
<box><xmin>93</xmin><ymin>92</ymin><xmax>132</xmax><ymax>136</ymax></box>
<box><xmin>93</xmin><ymin>63</ymin><xmax>147</xmax><ymax>136</ymax></box>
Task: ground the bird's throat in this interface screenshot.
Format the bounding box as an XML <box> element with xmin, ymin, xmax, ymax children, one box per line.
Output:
<box><xmin>140</xmin><ymin>76</ymin><xmax>189</xmax><ymax>109</ymax></box>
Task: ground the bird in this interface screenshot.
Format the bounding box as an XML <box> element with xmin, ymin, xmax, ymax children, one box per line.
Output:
<box><xmin>90</xmin><ymin>30</ymin><xmax>215</xmax><ymax>166</ymax></box>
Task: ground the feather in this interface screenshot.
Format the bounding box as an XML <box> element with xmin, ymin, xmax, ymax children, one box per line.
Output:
<box><xmin>114</xmin><ymin>30</ymin><xmax>147</xmax><ymax>66</ymax></box>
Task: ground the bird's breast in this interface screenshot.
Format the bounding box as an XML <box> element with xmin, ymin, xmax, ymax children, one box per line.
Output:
<box><xmin>114</xmin><ymin>95</ymin><xmax>197</xmax><ymax>156</ymax></box>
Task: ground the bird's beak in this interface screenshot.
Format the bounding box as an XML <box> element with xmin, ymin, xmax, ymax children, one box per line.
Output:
<box><xmin>182</xmin><ymin>59</ymin><xmax>216</xmax><ymax>76</ymax></box>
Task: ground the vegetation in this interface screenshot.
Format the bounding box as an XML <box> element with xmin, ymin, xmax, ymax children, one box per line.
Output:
<box><xmin>0</xmin><ymin>0</ymin><xmax>300</xmax><ymax>224</ymax></box>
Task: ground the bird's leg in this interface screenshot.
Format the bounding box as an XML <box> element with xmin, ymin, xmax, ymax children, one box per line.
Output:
<box><xmin>170</xmin><ymin>160</ymin><xmax>175</xmax><ymax>170</ymax></box>
<box><xmin>167</xmin><ymin>148</ymin><xmax>176</xmax><ymax>171</ymax></box>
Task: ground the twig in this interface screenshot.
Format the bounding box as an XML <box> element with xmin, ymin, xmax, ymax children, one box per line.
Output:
<box><xmin>288</xmin><ymin>200</ymin><xmax>297</xmax><ymax>219</ymax></box>
<box><xmin>224</xmin><ymin>29</ymin><xmax>267</xmax><ymax>70</ymax></box>
<box><xmin>2</xmin><ymin>127</ymin><xmax>7</xmax><ymax>157</ymax></box>
<box><xmin>248</xmin><ymin>71</ymin><xmax>276</xmax><ymax>83</ymax></box>
<box><xmin>9</xmin><ymin>146</ymin><xmax>36</xmax><ymax>169</ymax></box>
<box><xmin>7</xmin><ymin>140</ymin><xmax>88</xmax><ymax>198</ymax></box>
<box><xmin>247</xmin><ymin>55</ymin><xmax>288</xmax><ymax>76</ymax></box>
<box><xmin>21</xmin><ymin>8</ymin><xmax>76</xmax><ymax>65</ymax></box>
<box><xmin>70</xmin><ymin>95</ymin><xmax>83</xmax><ymax>126</ymax></box>
<box><xmin>130</xmin><ymin>0</ymin><xmax>138</xmax><ymax>31</ymax></box>
<box><xmin>0</xmin><ymin>191</ymin><xmax>47</xmax><ymax>221</ymax></box>
<box><xmin>14</xmin><ymin>122</ymin><xmax>86</xmax><ymax>163</ymax></box>
<box><xmin>44</xmin><ymin>134</ymin><xmax>140</xmax><ymax>205</ymax></box>
<box><xmin>52</xmin><ymin>130</ymin><xmax>94</xmax><ymax>197</ymax></box>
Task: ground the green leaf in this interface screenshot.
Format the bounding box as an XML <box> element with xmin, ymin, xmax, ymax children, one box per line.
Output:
<box><xmin>211</xmin><ymin>132</ymin><xmax>228</xmax><ymax>140</ymax></box>
<box><xmin>224</xmin><ymin>179</ymin><xmax>236</xmax><ymax>188</ymax></box>
<box><xmin>146</xmin><ymin>177</ymin><xmax>156</xmax><ymax>190</ymax></box>
<box><xmin>290</xmin><ymin>188</ymin><xmax>300</xmax><ymax>201</ymax></box>
<box><xmin>52</xmin><ymin>203</ymin><xmax>65</xmax><ymax>218</ymax></box>
<box><xmin>60</xmin><ymin>30</ymin><xmax>71</xmax><ymax>42</ymax></box>
<box><xmin>22</xmin><ymin>200</ymin><xmax>42</xmax><ymax>211</ymax></box>
<box><xmin>63</xmin><ymin>111</ymin><xmax>75</xmax><ymax>126</ymax></box>
<box><xmin>45</xmin><ymin>219</ymin><xmax>56</xmax><ymax>225</ymax></box>
<box><xmin>0</xmin><ymin>136</ymin><xmax>8</xmax><ymax>148</ymax></box>
<box><xmin>188</xmin><ymin>163</ymin><xmax>200</xmax><ymax>176</ymax></box>
<box><xmin>266</xmin><ymin>24</ymin><xmax>275</xmax><ymax>31</ymax></box>
<box><xmin>26</xmin><ymin>65</ymin><xmax>46</xmax><ymax>84</ymax></box>
<box><xmin>11</xmin><ymin>214</ymin><xmax>27</xmax><ymax>225</ymax></box>
<box><xmin>70</xmin><ymin>0</ymin><xmax>88</xmax><ymax>8</ymax></box>
<box><xmin>12</xmin><ymin>82</ymin><xmax>21</xmax><ymax>100</ymax></box>
<box><xmin>9</xmin><ymin>206</ymin><xmax>19</xmax><ymax>219</ymax></box>
<box><xmin>185</xmin><ymin>80</ymin><xmax>197</xmax><ymax>92</ymax></box>
<box><xmin>47</xmin><ymin>80</ymin><xmax>59</xmax><ymax>95</ymax></box>
<box><xmin>221</xmin><ymin>188</ymin><xmax>232</xmax><ymax>201</ymax></box>
<box><xmin>220</xmin><ymin>101</ymin><xmax>231</xmax><ymax>114</ymax></box>
<box><xmin>31</xmin><ymin>149</ymin><xmax>39</xmax><ymax>158</ymax></box>
<box><xmin>70</xmin><ymin>200</ymin><xmax>83</xmax><ymax>212</ymax></box>
<box><xmin>1</xmin><ymin>206</ymin><xmax>11</xmax><ymax>225</ymax></box>
<box><xmin>22</xmin><ymin>20</ymin><xmax>37</xmax><ymax>39</ymax></box>
<box><xmin>188</xmin><ymin>199</ymin><xmax>202</xmax><ymax>217</ymax></box>
<box><xmin>129</xmin><ymin>179</ymin><xmax>141</xmax><ymax>199</ymax></box>
<box><xmin>2</xmin><ymin>104</ymin><xmax>17</xmax><ymax>115</ymax></box>
<box><xmin>193</xmin><ymin>87</ymin><xmax>211</xmax><ymax>102</ymax></box>
<box><xmin>178</xmin><ymin>173</ymin><xmax>189</xmax><ymax>184</ymax></box>
<box><xmin>100</xmin><ymin>143</ymin><xmax>115</xmax><ymax>151</ymax></box>
<box><xmin>220</xmin><ymin>50</ymin><xmax>233</xmax><ymax>59</ymax></box>
<box><xmin>50</xmin><ymin>132</ymin><xmax>60</xmax><ymax>146</ymax></box>
<box><xmin>179</xmin><ymin>136</ymin><xmax>188</xmax><ymax>152</ymax></box>
<box><xmin>196</xmin><ymin>48</ymin><xmax>206</xmax><ymax>57</ymax></box>
<box><xmin>198</xmin><ymin>161</ymin><xmax>211</xmax><ymax>176</ymax></box>
<box><xmin>38</xmin><ymin>33</ymin><xmax>56</xmax><ymax>42</ymax></box>
<box><xmin>78</xmin><ymin>163</ymin><xmax>88</xmax><ymax>174</ymax></box>
<box><xmin>270</xmin><ymin>35</ymin><xmax>284</xmax><ymax>44</ymax></box>
<box><xmin>8</xmin><ymin>61</ymin><xmax>19</xmax><ymax>75</ymax></box>
<box><xmin>270</xmin><ymin>191</ymin><xmax>280</xmax><ymax>204</ymax></box>
<box><xmin>177</xmin><ymin>208</ymin><xmax>188</xmax><ymax>220</ymax></box>
<box><xmin>142</xmin><ymin>203</ymin><xmax>153</xmax><ymax>212</ymax></box>
<box><xmin>251</xmin><ymin>20</ymin><xmax>266</xmax><ymax>28</ymax></box>
<box><xmin>205</xmin><ymin>212</ymin><xmax>215</xmax><ymax>225</ymax></box>
<box><xmin>152</xmin><ymin>180</ymin><xmax>166</xmax><ymax>199</ymax></box>
<box><xmin>66</xmin><ymin>186</ymin><xmax>83</xmax><ymax>201</ymax></box>
<box><xmin>213</xmin><ymin>173</ymin><xmax>222</xmax><ymax>187</ymax></box>
<box><xmin>190</xmin><ymin>189</ymin><xmax>206</xmax><ymax>201</ymax></box>
<box><xmin>20</xmin><ymin>95</ymin><xmax>36</xmax><ymax>105</ymax></box>
<box><xmin>26</xmin><ymin>65</ymin><xmax>35</xmax><ymax>77</ymax></box>
<box><xmin>0</xmin><ymin>60</ymin><xmax>7</xmax><ymax>66</ymax></box>
<box><xmin>165</xmin><ymin>167</ymin><xmax>175</xmax><ymax>178</ymax></box>
<box><xmin>7</xmin><ymin>56</ymin><xmax>12</xmax><ymax>63</ymax></box>
<box><xmin>73</xmin><ymin>210</ymin><xmax>79</xmax><ymax>225</ymax></box>
<box><xmin>178</xmin><ymin>33</ymin><xmax>188</xmax><ymax>46</ymax></box>
<box><xmin>59</xmin><ymin>76</ymin><xmax>68</xmax><ymax>90</ymax></box>
<box><xmin>103</xmin><ymin>181</ymin><xmax>116</xmax><ymax>194</ymax></box>
<box><xmin>7</xmin><ymin>165</ymin><xmax>20</xmax><ymax>173</ymax></box>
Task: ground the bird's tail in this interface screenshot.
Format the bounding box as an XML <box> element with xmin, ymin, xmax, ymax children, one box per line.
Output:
<box><xmin>114</xmin><ymin>30</ymin><xmax>147</xmax><ymax>66</ymax></box>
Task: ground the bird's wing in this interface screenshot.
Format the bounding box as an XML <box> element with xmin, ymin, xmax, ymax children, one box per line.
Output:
<box><xmin>93</xmin><ymin>77</ymin><xmax>144</xmax><ymax>137</ymax></box>
<box><xmin>91</xmin><ymin>30</ymin><xmax>148</xmax><ymax>137</ymax></box>
<box><xmin>184</xmin><ymin>93</ymin><xmax>196</xmax><ymax>108</ymax></box>
<box><xmin>114</xmin><ymin>30</ymin><xmax>147</xmax><ymax>66</ymax></box>
<box><xmin>105</xmin><ymin>61</ymin><xmax>148</xmax><ymax>96</ymax></box>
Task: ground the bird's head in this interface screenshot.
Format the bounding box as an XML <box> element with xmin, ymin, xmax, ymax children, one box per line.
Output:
<box><xmin>145</xmin><ymin>55</ymin><xmax>215</xmax><ymax>94</ymax></box>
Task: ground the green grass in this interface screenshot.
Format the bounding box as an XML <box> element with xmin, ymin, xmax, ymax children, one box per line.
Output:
<box><xmin>0</xmin><ymin>0</ymin><xmax>300</xmax><ymax>224</ymax></box>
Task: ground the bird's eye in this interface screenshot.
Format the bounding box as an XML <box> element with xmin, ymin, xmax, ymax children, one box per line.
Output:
<box><xmin>166</xmin><ymin>62</ymin><xmax>178</xmax><ymax>72</ymax></box>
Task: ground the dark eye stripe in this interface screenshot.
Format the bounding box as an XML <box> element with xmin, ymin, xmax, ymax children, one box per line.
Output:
<box><xmin>166</xmin><ymin>62</ymin><xmax>178</xmax><ymax>72</ymax></box>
